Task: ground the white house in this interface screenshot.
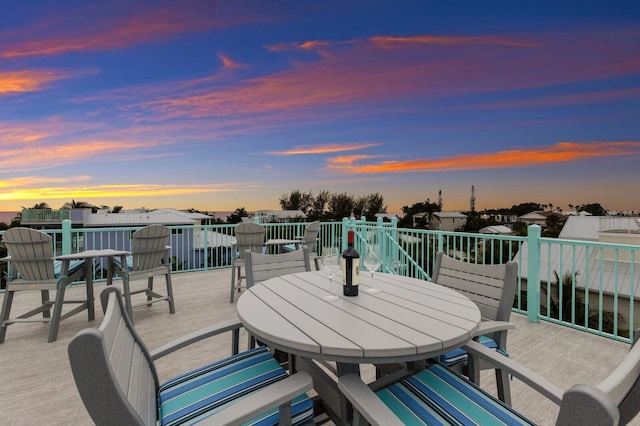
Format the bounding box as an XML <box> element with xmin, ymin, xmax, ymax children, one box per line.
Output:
<box><xmin>430</xmin><ymin>211</ymin><xmax>467</xmax><ymax>232</ymax></box>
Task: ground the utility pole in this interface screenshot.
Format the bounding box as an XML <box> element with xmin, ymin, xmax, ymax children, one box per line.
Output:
<box><xmin>438</xmin><ymin>190</ymin><xmax>443</xmax><ymax>209</ymax></box>
<box><xmin>470</xmin><ymin>186</ymin><xmax>476</xmax><ymax>212</ymax></box>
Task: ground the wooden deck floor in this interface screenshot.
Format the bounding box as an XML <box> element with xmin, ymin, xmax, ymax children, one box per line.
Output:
<box><xmin>0</xmin><ymin>269</ymin><xmax>637</xmax><ymax>425</ymax></box>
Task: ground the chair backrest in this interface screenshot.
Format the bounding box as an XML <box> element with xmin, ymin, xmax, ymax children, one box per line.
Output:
<box><xmin>68</xmin><ymin>287</ymin><xmax>158</xmax><ymax>425</ymax></box>
<box><xmin>3</xmin><ymin>227</ymin><xmax>55</xmax><ymax>281</ymax></box>
<box><xmin>557</xmin><ymin>329</ymin><xmax>640</xmax><ymax>425</ymax></box>
<box><xmin>245</xmin><ymin>247</ymin><xmax>311</xmax><ymax>287</ymax></box>
<box><xmin>234</xmin><ymin>222</ymin><xmax>265</xmax><ymax>260</ymax></box>
<box><xmin>301</xmin><ymin>221</ymin><xmax>321</xmax><ymax>253</ymax></box>
<box><xmin>431</xmin><ymin>251</ymin><xmax>517</xmax><ymax>323</ymax></box>
<box><xmin>131</xmin><ymin>224</ymin><xmax>170</xmax><ymax>272</ymax></box>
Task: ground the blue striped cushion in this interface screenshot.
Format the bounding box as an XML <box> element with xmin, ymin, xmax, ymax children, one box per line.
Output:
<box><xmin>158</xmin><ymin>346</ymin><xmax>313</xmax><ymax>426</ymax></box>
<box><xmin>377</xmin><ymin>363</ymin><xmax>535</xmax><ymax>425</ymax></box>
<box><xmin>53</xmin><ymin>260</ymin><xmax>85</xmax><ymax>278</ymax></box>
<box><xmin>439</xmin><ymin>336</ymin><xmax>500</xmax><ymax>367</ymax></box>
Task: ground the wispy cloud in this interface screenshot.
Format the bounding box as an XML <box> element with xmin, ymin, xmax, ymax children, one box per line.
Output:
<box><xmin>138</xmin><ymin>26</ymin><xmax>640</xmax><ymax>122</ymax></box>
<box><xmin>0</xmin><ymin>1</ymin><xmax>270</xmax><ymax>58</ymax></box>
<box><xmin>0</xmin><ymin>70</ymin><xmax>76</xmax><ymax>95</ymax></box>
<box><xmin>269</xmin><ymin>142</ymin><xmax>381</xmax><ymax>155</ymax></box>
<box><xmin>217</xmin><ymin>53</ymin><xmax>247</xmax><ymax>70</ymax></box>
<box><xmin>0</xmin><ymin>181</ymin><xmax>259</xmax><ymax>201</ymax></box>
<box><xmin>327</xmin><ymin>141</ymin><xmax>640</xmax><ymax>174</ymax></box>
<box><xmin>455</xmin><ymin>87</ymin><xmax>640</xmax><ymax>110</ymax></box>
<box><xmin>0</xmin><ymin>175</ymin><xmax>91</xmax><ymax>189</ymax></box>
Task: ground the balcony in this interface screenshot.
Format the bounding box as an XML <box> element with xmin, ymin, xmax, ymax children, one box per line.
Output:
<box><xmin>0</xmin><ymin>267</ymin><xmax>634</xmax><ymax>424</ymax></box>
<box><xmin>1</xmin><ymin>219</ymin><xmax>639</xmax><ymax>423</ymax></box>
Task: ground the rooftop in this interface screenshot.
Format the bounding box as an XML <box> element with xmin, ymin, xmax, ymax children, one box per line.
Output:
<box><xmin>0</xmin><ymin>268</ymin><xmax>636</xmax><ymax>425</ymax></box>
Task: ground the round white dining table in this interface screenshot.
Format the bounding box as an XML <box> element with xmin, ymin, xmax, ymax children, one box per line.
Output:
<box><xmin>237</xmin><ymin>270</ymin><xmax>481</xmax><ymax>423</ymax></box>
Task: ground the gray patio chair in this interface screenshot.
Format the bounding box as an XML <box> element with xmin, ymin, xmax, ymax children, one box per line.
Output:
<box><xmin>431</xmin><ymin>250</ymin><xmax>518</xmax><ymax>404</ymax></box>
<box><xmin>339</xmin><ymin>329</ymin><xmax>640</xmax><ymax>425</ymax></box>
<box><xmin>0</xmin><ymin>227</ymin><xmax>87</xmax><ymax>343</ymax></box>
<box><xmin>300</xmin><ymin>221</ymin><xmax>321</xmax><ymax>270</ymax></box>
<box><xmin>230</xmin><ymin>222</ymin><xmax>265</xmax><ymax>303</ymax></box>
<box><xmin>245</xmin><ymin>247</ymin><xmax>312</xmax><ymax>289</ymax></box>
<box><xmin>245</xmin><ymin>247</ymin><xmax>312</xmax><ymax>361</ymax></box>
<box><xmin>68</xmin><ymin>287</ymin><xmax>315</xmax><ymax>426</ymax></box>
<box><xmin>112</xmin><ymin>224</ymin><xmax>175</xmax><ymax>323</ymax></box>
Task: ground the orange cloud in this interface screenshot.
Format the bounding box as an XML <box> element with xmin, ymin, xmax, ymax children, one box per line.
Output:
<box><xmin>0</xmin><ymin>182</ymin><xmax>258</xmax><ymax>201</ymax></box>
<box><xmin>0</xmin><ymin>70</ymin><xmax>74</xmax><ymax>95</ymax></box>
<box><xmin>369</xmin><ymin>34</ymin><xmax>541</xmax><ymax>48</ymax></box>
<box><xmin>269</xmin><ymin>142</ymin><xmax>381</xmax><ymax>155</ymax></box>
<box><xmin>327</xmin><ymin>141</ymin><xmax>640</xmax><ymax>174</ymax></box>
<box><xmin>0</xmin><ymin>1</ymin><xmax>270</xmax><ymax>58</ymax></box>
<box><xmin>0</xmin><ymin>175</ymin><xmax>91</xmax><ymax>189</ymax></box>
<box><xmin>0</xmin><ymin>136</ymin><xmax>164</xmax><ymax>172</ymax></box>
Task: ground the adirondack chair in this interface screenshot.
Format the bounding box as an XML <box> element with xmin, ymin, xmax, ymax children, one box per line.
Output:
<box><xmin>300</xmin><ymin>221</ymin><xmax>321</xmax><ymax>270</ymax></box>
<box><xmin>112</xmin><ymin>224</ymin><xmax>175</xmax><ymax>322</ymax></box>
<box><xmin>230</xmin><ymin>222</ymin><xmax>265</xmax><ymax>303</ymax></box>
<box><xmin>431</xmin><ymin>251</ymin><xmax>518</xmax><ymax>404</ymax></box>
<box><xmin>68</xmin><ymin>287</ymin><xmax>315</xmax><ymax>426</ymax></box>
<box><xmin>0</xmin><ymin>227</ymin><xmax>87</xmax><ymax>343</ymax></box>
<box><xmin>339</xmin><ymin>330</ymin><xmax>640</xmax><ymax>425</ymax></box>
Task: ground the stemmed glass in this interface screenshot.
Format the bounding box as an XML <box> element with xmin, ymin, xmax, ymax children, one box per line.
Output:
<box><xmin>363</xmin><ymin>243</ymin><xmax>382</xmax><ymax>294</ymax></box>
<box><xmin>321</xmin><ymin>247</ymin><xmax>340</xmax><ymax>301</ymax></box>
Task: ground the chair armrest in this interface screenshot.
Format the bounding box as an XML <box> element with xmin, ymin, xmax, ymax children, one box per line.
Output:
<box><xmin>474</xmin><ymin>320</ymin><xmax>516</xmax><ymax>337</ymax></box>
<box><xmin>150</xmin><ymin>316</ymin><xmax>242</xmax><ymax>360</ymax></box>
<box><xmin>197</xmin><ymin>371</ymin><xmax>313</xmax><ymax>425</ymax></box>
<box><xmin>338</xmin><ymin>374</ymin><xmax>405</xmax><ymax>426</ymax></box>
<box><xmin>464</xmin><ymin>339</ymin><xmax>564</xmax><ymax>405</ymax></box>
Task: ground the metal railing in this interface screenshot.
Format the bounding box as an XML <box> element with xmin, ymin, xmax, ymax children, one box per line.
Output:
<box><xmin>2</xmin><ymin>217</ymin><xmax>639</xmax><ymax>343</ymax></box>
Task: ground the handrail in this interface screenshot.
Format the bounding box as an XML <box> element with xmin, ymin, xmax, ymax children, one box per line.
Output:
<box><xmin>2</xmin><ymin>218</ymin><xmax>639</xmax><ymax>344</ymax></box>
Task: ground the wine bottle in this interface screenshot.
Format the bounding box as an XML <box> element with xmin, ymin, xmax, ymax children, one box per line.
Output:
<box><xmin>342</xmin><ymin>230</ymin><xmax>360</xmax><ymax>296</ymax></box>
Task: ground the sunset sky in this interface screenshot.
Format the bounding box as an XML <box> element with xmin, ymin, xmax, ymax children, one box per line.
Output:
<box><xmin>1</xmin><ymin>0</ymin><xmax>639</xmax><ymax>215</ymax></box>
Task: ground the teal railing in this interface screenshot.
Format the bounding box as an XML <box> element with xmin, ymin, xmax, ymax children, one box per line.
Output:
<box><xmin>2</xmin><ymin>218</ymin><xmax>639</xmax><ymax>343</ymax></box>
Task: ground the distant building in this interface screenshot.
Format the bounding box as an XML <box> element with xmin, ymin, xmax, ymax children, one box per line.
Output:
<box><xmin>517</xmin><ymin>211</ymin><xmax>547</xmax><ymax>227</ymax></box>
<box><xmin>430</xmin><ymin>211</ymin><xmax>467</xmax><ymax>232</ymax></box>
<box><xmin>479</xmin><ymin>225</ymin><xmax>513</xmax><ymax>235</ymax></box>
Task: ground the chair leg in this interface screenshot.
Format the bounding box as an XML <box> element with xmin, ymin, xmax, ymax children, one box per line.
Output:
<box><xmin>230</xmin><ymin>263</ymin><xmax>237</xmax><ymax>303</ymax></box>
<box><xmin>48</xmin><ymin>284</ymin><xmax>67</xmax><ymax>343</ymax></box>
<box><xmin>165</xmin><ymin>273</ymin><xmax>175</xmax><ymax>314</ymax></box>
<box><xmin>495</xmin><ymin>368</ymin><xmax>512</xmax><ymax>405</ymax></box>
<box><xmin>121</xmin><ymin>273</ymin><xmax>135</xmax><ymax>324</ymax></box>
<box><xmin>41</xmin><ymin>290</ymin><xmax>51</xmax><ymax>319</ymax></box>
<box><xmin>147</xmin><ymin>276</ymin><xmax>154</xmax><ymax>306</ymax></box>
<box><xmin>0</xmin><ymin>290</ymin><xmax>15</xmax><ymax>343</ymax></box>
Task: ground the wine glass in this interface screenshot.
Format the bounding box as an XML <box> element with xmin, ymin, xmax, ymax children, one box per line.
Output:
<box><xmin>321</xmin><ymin>247</ymin><xmax>340</xmax><ymax>301</ymax></box>
<box><xmin>363</xmin><ymin>243</ymin><xmax>382</xmax><ymax>294</ymax></box>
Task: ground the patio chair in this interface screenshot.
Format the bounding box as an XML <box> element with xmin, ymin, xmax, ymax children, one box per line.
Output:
<box><xmin>112</xmin><ymin>224</ymin><xmax>175</xmax><ymax>323</ymax></box>
<box><xmin>430</xmin><ymin>251</ymin><xmax>518</xmax><ymax>404</ymax></box>
<box><xmin>245</xmin><ymin>247</ymin><xmax>312</xmax><ymax>361</ymax></box>
<box><xmin>68</xmin><ymin>287</ymin><xmax>315</xmax><ymax>426</ymax></box>
<box><xmin>339</xmin><ymin>329</ymin><xmax>640</xmax><ymax>425</ymax></box>
<box><xmin>0</xmin><ymin>228</ymin><xmax>87</xmax><ymax>343</ymax></box>
<box><xmin>300</xmin><ymin>221</ymin><xmax>321</xmax><ymax>270</ymax></box>
<box><xmin>245</xmin><ymin>247</ymin><xmax>312</xmax><ymax>289</ymax></box>
<box><xmin>230</xmin><ymin>222</ymin><xmax>265</xmax><ymax>303</ymax></box>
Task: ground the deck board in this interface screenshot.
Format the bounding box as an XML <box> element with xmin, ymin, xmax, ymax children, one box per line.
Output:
<box><xmin>0</xmin><ymin>269</ymin><xmax>637</xmax><ymax>425</ymax></box>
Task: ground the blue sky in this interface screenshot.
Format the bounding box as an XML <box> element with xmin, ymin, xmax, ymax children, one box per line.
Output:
<box><xmin>1</xmin><ymin>0</ymin><xmax>639</xmax><ymax>214</ymax></box>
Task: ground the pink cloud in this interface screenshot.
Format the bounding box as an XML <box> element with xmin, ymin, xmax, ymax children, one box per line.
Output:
<box><xmin>0</xmin><ymin>1</ymin><xmax>271</xmax><ymax>58</ymax></box>
<box><xmin>138</xmin><ymin>26</ymin><xmax>640</xmax><ymax>121</ymax></box>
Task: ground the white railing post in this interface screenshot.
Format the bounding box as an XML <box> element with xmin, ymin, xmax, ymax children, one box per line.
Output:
<box><xmin>527</xmin><ymin>225</ymin><xmax>541</xmax><ymax>323</ymax></box>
